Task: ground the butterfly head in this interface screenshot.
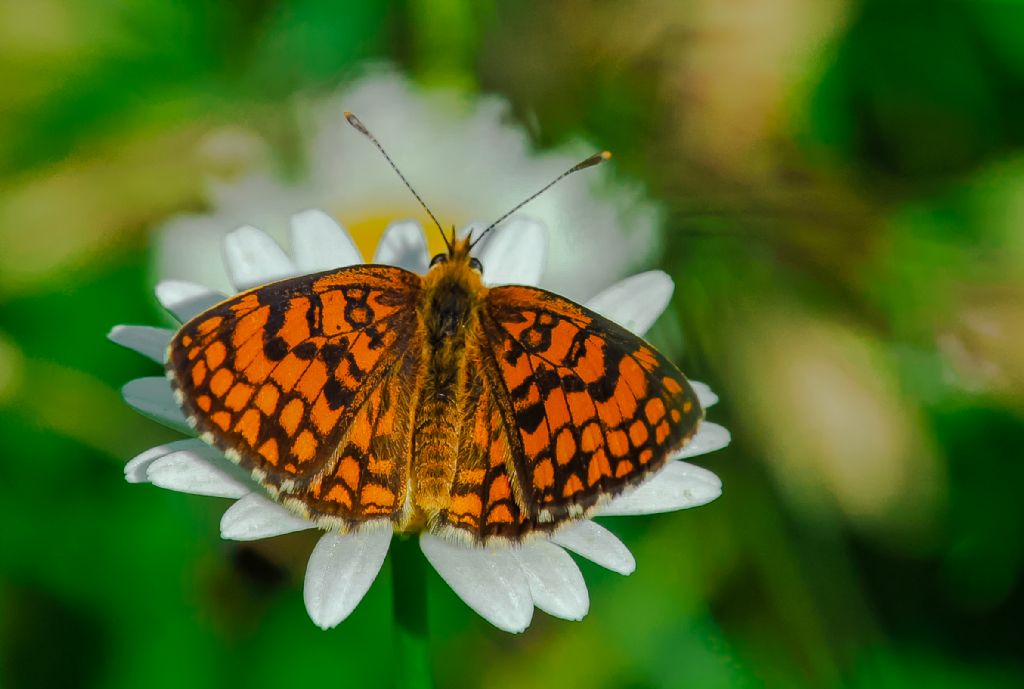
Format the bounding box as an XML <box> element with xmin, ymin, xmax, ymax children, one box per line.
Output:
<box><xmin>428</xmin><ymin>234</ymin><xmax>483</xmax><ymax>278</ymax></box>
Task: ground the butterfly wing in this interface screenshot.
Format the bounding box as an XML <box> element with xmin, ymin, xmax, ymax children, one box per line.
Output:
<box><xmin>166</xmin><ymin>265</ymin><xmax>422</xmax><ymax>526</ymax></box>
<box><xmin>434</xmin><ymin>341</ymin><xmax>530</xmax><ymax>542</ymax></box>
<box><xmin>453</xmin><ymin>284</ymin><xmax>703</xmax><ymax>537</ymax></box>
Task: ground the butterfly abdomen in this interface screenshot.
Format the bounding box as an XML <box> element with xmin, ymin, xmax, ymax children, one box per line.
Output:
<box><xmin>411</xmin><ymin>262</ymin><xmax>487</xmax><ymax>512</ymax></box>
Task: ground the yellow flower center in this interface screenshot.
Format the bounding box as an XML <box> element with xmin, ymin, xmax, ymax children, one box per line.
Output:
<box><xmin>342</xmin><ymin>212</ymin><xmax>463</xmax><ymax>265</ymax></box>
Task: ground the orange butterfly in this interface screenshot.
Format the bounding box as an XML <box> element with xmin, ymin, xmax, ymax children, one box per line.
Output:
<box><xmin>166</xmin><ymin>114</ymin><xmax>704</xmax><ymax>544</ymax></box>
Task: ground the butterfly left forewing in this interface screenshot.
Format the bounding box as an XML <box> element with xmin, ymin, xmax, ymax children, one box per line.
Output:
<box><xmin>478</xmin><ymin>285</ymin><xmax>704</xmax><ymax>525</ymax></box>
<box><xmin>166</xmin><ymin>265</ymin><xmax>422</xmax><ymax>526</ymax></box>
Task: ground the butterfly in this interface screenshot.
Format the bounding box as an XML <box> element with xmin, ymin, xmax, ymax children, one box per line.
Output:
<box><xmin>166</xmin><ymin>114</ymin><xmax>704</xmax><ymax>544</ymax></box>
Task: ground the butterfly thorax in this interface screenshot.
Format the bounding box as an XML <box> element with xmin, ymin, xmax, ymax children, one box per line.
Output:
<box><xmin>410</xmin><ymin>243</ymin><xmax>488</xmax><ymax>516</ymax></box>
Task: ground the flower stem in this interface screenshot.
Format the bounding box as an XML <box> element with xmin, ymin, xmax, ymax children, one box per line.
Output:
<box><xmin>391</xmin><ymin>535</ymin><xmax>433</xmax><ymax>689</ymax></box>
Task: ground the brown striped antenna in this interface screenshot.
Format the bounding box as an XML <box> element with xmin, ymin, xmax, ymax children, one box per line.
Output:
<box><xmin>344</xmin><ymin>111</ymin><xmax>452</xmax><ymax>253</ymax></box>
<box><xmin>468</xmin><ymin>151</ymin><xmax>611</xmax><ymax>250</ymax></box>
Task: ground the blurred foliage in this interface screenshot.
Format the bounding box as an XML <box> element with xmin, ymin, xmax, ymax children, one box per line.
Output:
<box><xmin>2</xmin><ymin>1</ymin><xmax>1023</xmax><ymax>688</ymax></box>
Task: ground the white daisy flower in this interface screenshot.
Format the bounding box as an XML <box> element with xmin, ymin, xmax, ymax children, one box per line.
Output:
<box><xmin>156</xmin><ymin>69</ymin><xmax>661</xmax><ymax>303</ymax></box>
<box><xmin>112</xmin><ymin>215</ymin><xmax>729</xmax><ymax>633</ymax></box>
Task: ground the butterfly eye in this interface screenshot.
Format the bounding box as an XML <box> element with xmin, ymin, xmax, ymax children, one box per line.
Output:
<box><xmin>469</xmin><ymin>257</ymin><xmax>483</xmax><ymax>273</ymax></box>
<box><xmin>429</xmin><ymin>253</ymin><xmax>448</xmax><ymax>267</ymax></box>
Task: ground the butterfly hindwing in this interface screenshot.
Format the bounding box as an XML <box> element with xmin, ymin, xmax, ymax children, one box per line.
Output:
<box><xmin>301</xmin><ymin>347</ymin><xmax>420</xmax><ymax>523</ymax></box>
<box><xmin>478</xmin><ymin>285</ymin><xmax>704</xmax><ymax>525</ymax></box>
<box><xmin>435</xmin><ymin>339</ymin><xmax>535</xmax><ymax>542</ymax></box>
<box><xmin>166</xmin><ymin>265</ymin><xmax>421</xmax><ymax>523</ymax></box>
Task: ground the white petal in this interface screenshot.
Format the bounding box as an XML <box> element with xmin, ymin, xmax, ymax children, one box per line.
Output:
<box><xmin>224</xmin><ymin>225</ymin><xmax>296</xmax><ymax>291</ymax></box>
<box><xmin>585</xmin><ymin>270</ymin><xmax>673</xmax><ymax>336</ymax></box>
<box><xmin>289</xmin><ymin>210</ymin><xmax>363</xmax><ymax>272</ymax></box>
<box><xmin>598</xmin><ymin>462</ymin><xmax>722</xmax><ymax>516</ymax></box>
<box><xmin>121</xmin><ymin>377</ymin><xmax>190</xmax><ymax>434</ymax></box>
<box><xmin>124</xmin><ymin>438</ymin><xmax>211</xmax><ymax>483</ymax></box>
<box><xmin>108</xmin><ymin>325</ymin><xmax>173</xmax><ymax>364</ymax></box>
<box><xmin>512</xmin><ymin>541</ymin><xmax>589</xmax><ymax>621</ymax></box>
<box><xmin>220</xmin><ymin>493</ymin><xmax>313</xmax><ymax>540</ymax></box>
<box><xmin>146</xmin><ymin>450</ymin><xmax>250</xmax><ymax>498</ymax></box>
<box><xmin>155</xmin><ymin>280</ymin><xmax>225</xmax><ymax>322</ymax></box>
<box><xmin>551</xmin><ymin>520</ymin><xmax>635</xmax><ymax>575</ymax></box>
<box><xmin>690</xmin><ymin>380</ymin><xmax>719</xmax><ymax>408</ymax></box>
<box><xmin>373</xmin><ymin>221</ymin><xmax>429</xmax><ymax>274</ymax></box>
<box><xmin>304</xmin><ymin>526</ymin><xmax>393</xmax><ymax>630</ymax></box>
<box><xmin>420</xmin><ymin>534</ymin><xmax>534</xmax><ymax>633</ymax></box>
<box><xmin>673</xmin><ymin>422</ymin><xmax>731</xmax><ymax>459</ymax></box>
<box><xmin>476</xmin><ymin>217</ymin><xmax>546</xmax><ymax>287</ymax></box>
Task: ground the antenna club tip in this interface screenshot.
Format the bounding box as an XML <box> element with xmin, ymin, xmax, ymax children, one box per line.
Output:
<box><xmin>600</xmin><ymin>150</ymin><xmax>612</xmax><ymax>160</ymax></box>
<box><xmin>344</xmin><ymin>111</ymin><xmax>370</xmax><ymax>136</ymax></box>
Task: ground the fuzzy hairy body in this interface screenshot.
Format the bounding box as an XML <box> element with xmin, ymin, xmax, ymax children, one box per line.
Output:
<box><xmin>410</xmin><ymin>259</ymin><xmax>486</xmax><ymax>515</ymax></box>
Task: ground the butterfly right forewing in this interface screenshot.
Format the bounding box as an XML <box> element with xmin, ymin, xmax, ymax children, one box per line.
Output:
<box><xmin>478</xmin><ymin>285</ymin><xmax>704</xmax><ymax>525</ymax></box>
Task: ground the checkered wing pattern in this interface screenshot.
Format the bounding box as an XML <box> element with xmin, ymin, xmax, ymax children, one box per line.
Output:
<box><xmin>166</xmin><ymin>265</ymin><xmax>421</xmax><ymax>524</ymax></box>
<box><xmin>438</xmin><ymin>285</ymin><xmax>704</xmax><ymax>539</ymax></box>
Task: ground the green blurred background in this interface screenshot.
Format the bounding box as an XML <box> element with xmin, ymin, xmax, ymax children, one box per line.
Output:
<box><xmin>2</xmin><ymin>1</ymin><xmax>1024</xmax><ymax>687</ymax></box>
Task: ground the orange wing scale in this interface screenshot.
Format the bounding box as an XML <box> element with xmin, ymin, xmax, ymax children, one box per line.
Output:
<box><xmin>435</xmin><ymin>285</ymin><xmax>704</xmax><ymax>541</ymax></box>
<box><xmin>302</xmin><ymin>350</ymin><xmax>420</xmax><ymax>523</ymax></box>
<box><xmin>435</xmin><ymin>342</ymin><xmax>530</xmax><ymax>541</ymax></box>
<box><xmin>167</xmin><ymin>266</ymin><xmax>421</xmax><ymax>525</ymax></box>
<box><xmin>483</xmin><ymin>286</ymin><xmax>702</xmax><ymax>519</ymax></box>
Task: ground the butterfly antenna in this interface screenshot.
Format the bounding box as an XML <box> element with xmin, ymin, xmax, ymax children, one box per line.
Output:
<box><xmin>344</xmin><ymin>112</ymin><xmax>451</xmax><ymax>252</ymax></box>
<box><xmin>468</xmin><ymin>150</ymin><xmax>612</xmax><ymax>250</ymax></box>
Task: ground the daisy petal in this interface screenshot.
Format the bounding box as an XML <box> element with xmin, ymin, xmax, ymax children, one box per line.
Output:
<box><xmin>551</xmin><ymin>520</ymin><xmax>636</xmax><ymax>575</ymax></box>
<box><xmin>108</xmin><ymin>325</ymin><xmax>173</xmax><ymax>364</ymax></box>
<box><xmin>155</xmin><ymin>280</ymin><xmax>225</xmax><ymax>323</ymax></box>
<box><xmin>146</xmin><ymin>450</ymin><xmax>250</xmax><ymax>498</ymax></box>
<box><xmin>512</xmin><ymin>541</ymin><xmax>589</xmax><ymax>621</ymax></box>
<box><xmin>121</xmin><ymin>377</ymin><xmax>190</xmax><ymax>434</ymax></box>
<box><xmin>584</xmin><ymin>270</ymin><xmax>673</xmax><ymax>336</ymax></box>
<box><xmin>420</xmin><ymin>534</ymin><xmax>534</xmax><ymax>633</ymax></box>
<box><xmin>290</xmin><ymin>210</ymin><xmax>363</xmax><ymax>272</ymax></box>
<box><xmin>690</xmin><ymin>380</ymin><xmax>719</xmax><ymax>408</ymax></box>
<box><xmin>373</xmin><ymin>221</ymin><xmax>430</xmax><ymax>274</ymax></box>
<box><xmin>598</xmin><ymin>462</ymin><xmax>722</xmax><ymax>516</ymax></box>
<box><xmin>304</xmin><ymin>526</ymin><xmax>393</xmax><ymax>630</ymax></box>
<box><xmin>673</xmin><ymin>422</ymin><xmax>731</xmax><ymax>459</ymax></box>
<box><xmin>477</xmin><ymin>217</ymin><xmax>546</xmax><ymax>287</ymax></box>
<box><xmin>224</xmin><ymin>225</ymin><xmax>296</xmax><ymax>291</ymax></box>
<box><xmin>124</xmin><ymin>438</ymin><xmax>211</xmax><ymax>483</ymax></box>
<box><xmin>220</xmin><ymin>493</ymin><xmax>313</xmax><ymax>540</ymax></box>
